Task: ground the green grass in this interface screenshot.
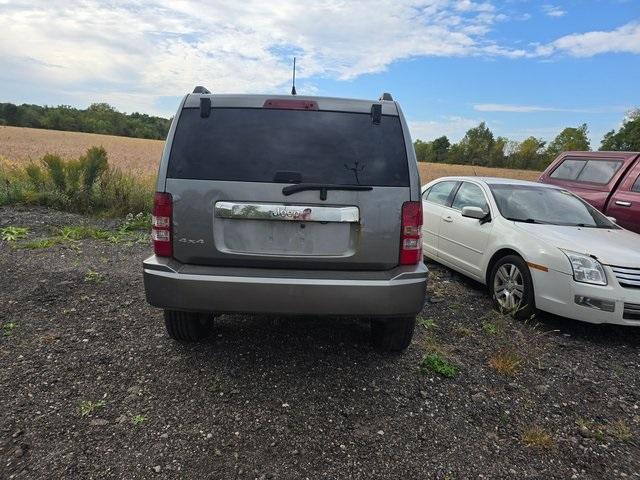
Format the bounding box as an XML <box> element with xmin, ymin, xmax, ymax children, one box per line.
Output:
<box><xmin>2</xmin><ymin>322</ymin><xmax>17</xmax><ymax>337</ymax></box>
<box><xmin>417</xmin><ymin>316</ymin><xmax>437</xmax><ymax>329</ymax></box>
<box><xmin>20</xmin><ymin>237</ymin><xmax>66</xmax><ymax>249</ymax></box>
<box><xmin>79</xmin><ymin>400</ymin><xmax>105</xmax><ymax>417</ymax></box>
<box><xmin>419</xmin><ymin>353</ymin><xmax>459</xmax><ymax>378</ymax></box>
<box><xmin>84</xmin><ymin>270</ymin><xmax>104</xmax><ymax>283</ymax></box>
<box><xmin>0</xmin><ymin>226</ymin><xmax>29</xmax><ymax>242</ymax></box>
<box><xmin>132</xmin><ymin>414</ymin><xmax>147</xmax><ymax>425</ymax></box>
<box><xmin>13</xmin><ymin>218</ymin><xmax>149</xmax><ymax>250</ymax></box>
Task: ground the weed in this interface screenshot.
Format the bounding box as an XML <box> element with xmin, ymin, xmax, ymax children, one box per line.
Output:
<box><xmin>19</xmin><ymin>237</ymin><xmax>65</xmax><ymax>249</ymax></box>
<box><xmin>2</xmin><ymin>322</ymin><xmax>17</xmax><ymax>337</ymax></box>
<box><xmin>488</xmin><ymin>349</ymin><xmax>522</xmax><ymax>375</ymax></box>
<box><xmin>453</xmin><ymin>326</ymin><xmax>472</xmax><ymax>337</ymax></box>
<box><xmin>84</xmin><ymin>270</ymin><xmax>104</xmax><ymax>283</ymax></box>
<box><xmin>133</xmin><ymin>414</ymin><xmax>147</xmax><ymax>425</ymax></box>
<box><xmin>417</xmin><ymin>316</ymin><xmax>437</xmax><ymax>329</ymax></box>
<box><xmin>607</xmin><ymin>420</ymin><xmax>632</xmax><ymax>441</ymax></box>
<box><xmin>481</xmin><ymin>310</ymin><xmax>510</xmax><ymax>335</ymax></box>
<box><xmin>79</xmin><ymin>400</ymin><xmax>105</xmax><ymax>417</ymax></box>
<box><xmin>522</xmin><ymin>425</ymin><xmax>554</xmax><ymax>448</ymax></box>
<box><xmin>1</xmin><ymin>147</ymin><xmax>154</xmax><ymax>217</ymax></box>
<box><xmin>0</xmin><ymin>226</ymin><xmax>29</xmax><ymax>242</ymax></box>
<box><xmin>419</xmin><ymin>353</ymin><xmax>459</xmax><ymax>378</ymax></box>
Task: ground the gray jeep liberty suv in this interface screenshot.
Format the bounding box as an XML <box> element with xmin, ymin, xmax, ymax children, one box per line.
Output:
<box><xmin>143</xmin><ymin>87</ymin><xmax>427</xmax><ymax>351</ymax></box>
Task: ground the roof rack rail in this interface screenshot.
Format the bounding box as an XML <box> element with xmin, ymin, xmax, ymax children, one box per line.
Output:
<box><xmin>379</xmin><ymin>92</ymin><xmax>393</xmax><ymax>101</ymax></box>
<box><xmin>193</xmin><ymin>86</ymin><xmax>211</xmax><ymax>94</ymax></box>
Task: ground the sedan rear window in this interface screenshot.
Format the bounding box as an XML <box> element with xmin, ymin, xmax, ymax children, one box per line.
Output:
<box><xmin>423</xmin><ymin>181</ymin><xmax>457</xmax><ymax>206</ymax></box>
<box><xmin>550</xmin><ymin>158</ymin><xmax>622</xmax><ymax>184</ymax></box>
<box><xmin>168</xmin><ymin>108</ymin><xmax>409</xmax><ymax>186</ymax></box>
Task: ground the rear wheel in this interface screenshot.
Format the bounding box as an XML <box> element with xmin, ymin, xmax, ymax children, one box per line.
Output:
<box><xmin>371</xmin><ymin>316</ymin><xmax>416</xmax><ymax>352</ymax></box>
<box><xmin>489</xmin><ymin>255</ymin><xmax>535</xmax><ymax>320</ymax></box>
<box><xmin>164</xmin><ymin>310</ymin><xmax>214</xmax><ymax>342</ymax></box>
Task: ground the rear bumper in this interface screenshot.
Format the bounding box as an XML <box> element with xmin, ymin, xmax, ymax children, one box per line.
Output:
<box><xmin>143</xmin><ymin>256</ymin><xmax>428</xmax><ymax>317</ymax></box>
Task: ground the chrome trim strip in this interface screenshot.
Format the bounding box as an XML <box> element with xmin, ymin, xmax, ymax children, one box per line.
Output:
<box><xmin>144</xmin><ymin>269</ymin><xmax>425</xmax><ymax>286</ymax></box>
<box><xmin>618</xmin><ymin>279</ymin><xmax>640</xmax><ymax>287</ymax></box>
<box><xmin>215</xmin><ymin>202</ymin><xmax>359</xmax><ymax>223</ymax></box>
<box><xmin>615</xmin><ymin>272</ymin><xmax>640</xmax><ymax>280</ymax></box>
<box><xmin>611</xmin><ymin>267</ymin><xmax>640</xmax><ymax>274</ymax></box>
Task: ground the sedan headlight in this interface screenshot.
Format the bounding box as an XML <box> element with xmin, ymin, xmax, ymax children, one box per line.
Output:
<box><xmin>561</xmin><ymin>250</ymin><xmax>607</xmax><ymax>286</ymax></box>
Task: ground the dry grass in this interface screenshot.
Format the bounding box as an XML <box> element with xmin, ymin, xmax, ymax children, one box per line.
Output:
<box><xmin>488</xmin><ymin>349</ymin><xmax>522</xmax><ymax>376</ymax></box>
<box><xmin>0</xmin><ymin>126</ymin><xmax>164</xmax><ymax>177</ymax></box>
<box><xmin>2</xmin><ymin>126</ymin><xmax>542</xmax><ymax>183</ymax></box>
<box><xmin>522</xmin><ymin>425</ymin><xmax>554</xmax><ymax>448</ymax></box>
<box><xmin>418</xmin><ymin>162</ymin><xmax>541</xmax><ymax>184</ymax></box>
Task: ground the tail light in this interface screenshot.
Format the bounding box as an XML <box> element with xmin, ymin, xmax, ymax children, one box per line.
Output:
<box><xmin>152</xmin><ymin>192</ymin><xmax>172</xmax><ymax>257</ymax></box>
<box><xmin>399</xmin><ymin>201</ymin><xmax>423</xmax><ymax>265</ymax></box>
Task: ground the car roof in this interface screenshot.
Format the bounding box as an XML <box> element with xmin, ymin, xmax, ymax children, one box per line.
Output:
<box><xmin>182</xmin><ymin>93</ymin><xmax>399</xmax><ymax>115</ymax></box>
<box><xmin>424</xmin><ymin>176</ymin><xmax>562</xmax><ymax>188</ymax></box>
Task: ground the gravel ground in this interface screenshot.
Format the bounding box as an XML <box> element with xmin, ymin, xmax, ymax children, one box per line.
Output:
<box><xmin>1</xmin><ymin>206</ymin><xmax>639</xmax><ymax>480</ymax></box>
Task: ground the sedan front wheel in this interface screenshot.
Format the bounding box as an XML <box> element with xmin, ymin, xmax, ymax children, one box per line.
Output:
<box><xmin>489</xmin><ymin>255</ymin><xmax>535</xmax><ymax>320</ymax></box>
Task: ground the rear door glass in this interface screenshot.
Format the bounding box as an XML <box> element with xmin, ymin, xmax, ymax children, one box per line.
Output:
<box><xmin>168</xmin><ymin>108</ymin><xmax>409</xmax><ymax>186</ymax></box>
<box><xmin>550</xmin><ymin>159</ymin><xmax>586</xmax><ymax>180</ymax></box>
<box><xmin>577</xmin><ymin>160</ymin><xmax>623</xmax><ymax>184</ymax></box>
<box><xmin>424</xmin><ymin>181</ymin><xmax>457</xmax><ymax>206</ymax></box>
<box><xmin>631</xmin><ymin>175</ymin><xmax>640</xmax><ymax>193</ymax></box>
<box><xmin>452</xmin><ymin>182</ymin><xmax>488</xmax><ymax>211</ymax></box>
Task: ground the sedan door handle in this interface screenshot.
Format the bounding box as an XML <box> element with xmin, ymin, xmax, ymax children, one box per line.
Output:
<box><xmin>443</xmin><ymin>216</ymin><xmax>453</xmax><ymax>223</ymax></box>
<box><xmin>615</xmin><ymin>201</ymin><xmax>632</xmax><ymax>207</ymax></box>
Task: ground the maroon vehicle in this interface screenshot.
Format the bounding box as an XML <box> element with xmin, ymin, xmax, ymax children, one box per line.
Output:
<box><xmin>539</xmin><ymin>151</ymin><xmax>640</xmax><ymax>233</ymax></box>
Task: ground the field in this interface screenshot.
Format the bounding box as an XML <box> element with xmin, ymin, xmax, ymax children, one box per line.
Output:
<box><xmin>0</xmin><ymin>126</ymin><xmax>164</xmax><ymax>176</ymax></box>
<box><xmin>1</xmin><ymin>126</ymin><xmax>541</xmax><ymax>182</ymax></box>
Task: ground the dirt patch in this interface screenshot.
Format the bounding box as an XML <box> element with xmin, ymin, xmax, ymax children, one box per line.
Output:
<box><xmin>1</xmin><ymin>206</ymin><xmax>638</xmax><ymax>479</ymax></box>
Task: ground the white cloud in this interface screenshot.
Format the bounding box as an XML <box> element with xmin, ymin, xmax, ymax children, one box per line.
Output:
<box><xmin>0</xmin><ymin>0</ymin><xmax>526</xmax><ymax>114</ymax></box>
<box><xmin>409</xmin><ymin>116</ymin><xmax>481</xmax><ymax>142</ymax></box>
<box><xmin>542</xmin><ymin>5</ymin><xmax>566</xmax><ymax>18</ymax></box>
<box><xmin>534</xmin><ymin>21</ymin><xmax>640</xmax><ymax>57</ymax></box>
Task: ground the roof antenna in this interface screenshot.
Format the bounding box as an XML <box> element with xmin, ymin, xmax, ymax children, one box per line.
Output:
<box><xmin>291</xmin><ymin>57</ymin><xmax>297</xmax><ymax>96</ymax></box>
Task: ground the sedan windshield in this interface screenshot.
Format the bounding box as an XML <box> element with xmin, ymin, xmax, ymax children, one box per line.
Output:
<box><xmin>489</xmin><ymin>184</ymin><xmax>618</xmax><ymax>228</ymax></box>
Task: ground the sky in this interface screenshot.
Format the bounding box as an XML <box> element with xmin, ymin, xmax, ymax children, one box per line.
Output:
<box><xmin>0</xmin><ymin>0</ymin><xmax>639</xmax><ymax>146</ymax></box>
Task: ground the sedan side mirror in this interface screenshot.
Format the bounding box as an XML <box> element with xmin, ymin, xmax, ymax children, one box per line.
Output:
<box><xmin>461</xmin><ymin>206</ymin><xmax>487</xmax><ymax>220</ymax></box>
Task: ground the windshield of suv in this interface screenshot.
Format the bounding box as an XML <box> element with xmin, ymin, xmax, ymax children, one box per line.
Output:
<box><xmin>489</xmin><ymin>184</ymin><xmax>618</xmax><ymax>228</ymax></box>
<box><xmin>168</xmin><ymin>108</ymin><xmax>409</xmax><ymax>186</ymax></box>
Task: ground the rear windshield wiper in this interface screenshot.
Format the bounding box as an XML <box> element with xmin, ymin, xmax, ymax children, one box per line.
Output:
<box><xmin>282</xmin><ymin>183</ymin><xmax>373</xmax><ymax>200</ymax></box>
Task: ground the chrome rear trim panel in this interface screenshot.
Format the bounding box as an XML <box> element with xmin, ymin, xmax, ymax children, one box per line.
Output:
<box><xmin>215</xmin><ymin>202</ymin><xmax>359</xmax><ymax>223</ymax></box>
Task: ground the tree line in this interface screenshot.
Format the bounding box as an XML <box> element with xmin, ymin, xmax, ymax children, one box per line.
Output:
<box><xmin>414</xmin><ymin>109</ymin><xmax>640</xmax><ymax>171</ymax></box>
<box><xmin>0</xmin><ymin>102</ymin><xmax>171</xmax><ymax>140</ymax></box>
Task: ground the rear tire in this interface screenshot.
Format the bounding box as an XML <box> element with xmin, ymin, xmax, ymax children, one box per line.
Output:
<box><xmin>164</xmin><ymin>310</ymin><xmax>214</xmax><ymax>342</ymax></box>
<box><xmin>371</xmin><ymin>316</ymin><xmax>416</xmax><ymax>352</ymax></box>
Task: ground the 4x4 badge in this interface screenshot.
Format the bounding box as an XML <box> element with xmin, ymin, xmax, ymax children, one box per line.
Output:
<box><xmin>178</xmin><ymin>238</ymin><xmax>205</xmax><ymax>244</ymax></box>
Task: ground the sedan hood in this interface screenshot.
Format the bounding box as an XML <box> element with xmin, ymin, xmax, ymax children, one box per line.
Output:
<box><xmin>514</xmin><ymin>223</ymin><xmax>640</xmax><ymax>268</ymax></box>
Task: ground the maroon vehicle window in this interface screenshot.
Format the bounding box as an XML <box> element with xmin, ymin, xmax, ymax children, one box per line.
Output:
<box><xmin>550</xmin><ymin>159</ymin><xmax>585</xmax><ymax>180</ymax></box>
<box><xmin>578</xmin><ymin>160</ymin><xmax>623</xmax><ymax>184</ymax></box>
<box><xmin>632</xmin><ymin>175</ymin><xmax>640</xmax><ymax>193</ymax></box>
<box><xmin>550</xmin><ymin>158</ymin><xmax>622</xmax><ymax>184</ymax></box>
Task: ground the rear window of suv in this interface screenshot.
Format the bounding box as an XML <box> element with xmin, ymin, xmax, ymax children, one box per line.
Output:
<box><xmin>168</xmin><ymin>108</ymin><xmax>409</xmax><ymax>186</ymax></box>
<box><xmin>550</xmin><ymin>158</ymin><xmax>623</xmax><ymax>184</ymax></box>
